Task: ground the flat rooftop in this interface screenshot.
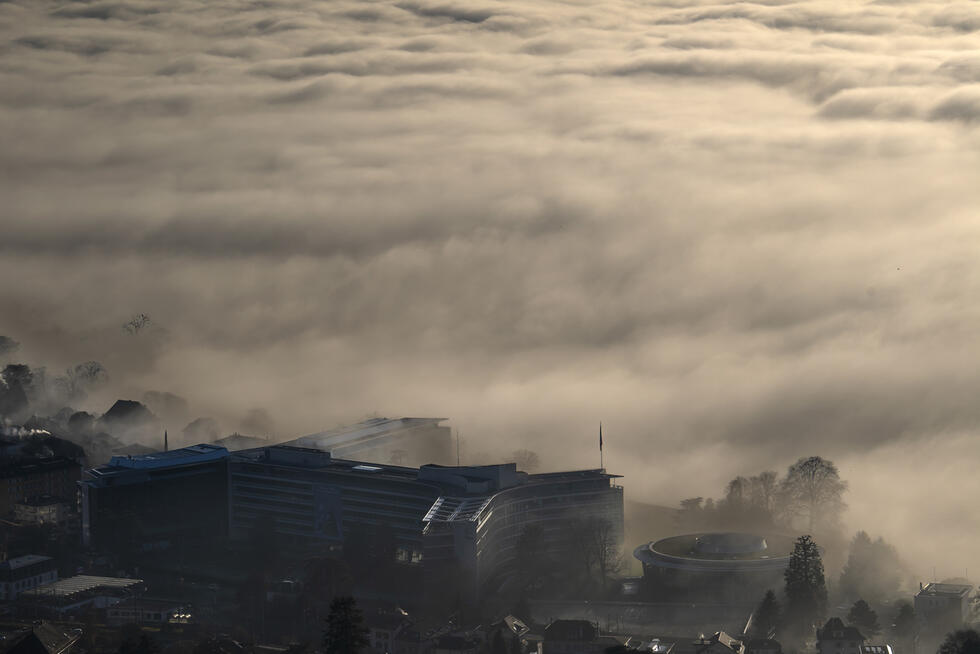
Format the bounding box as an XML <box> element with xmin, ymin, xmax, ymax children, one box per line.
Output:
<box><xmin>918</xmin><ymin>583</ymin><xmax>973</xmax><ymax>598</ymax></box>
<box><xmin>232</xmin><ymin>445</ymin><xmax>422</xmax><ymax>481</ymax></box>
<box><xmin>640</xmin><ymin>533</ymin><xmax>794</xmax><ymax>562</ymax></box>
<box><xmin>0</xmin><ymin>554</ymin><xmax>54</xmax><ymax>570</ymax></box>
<box><xmin>84</xmin><ymin>443</ymin><xmax>230</xmax><ymax>486</ymax></box>
<box><xmin>22</xmin><ymin>575</ymin><xmax>142</xmax><ymax>599</ymax></box>
<box><xmin>285</xmin><ymin>417</ymin><xmax>447</xmax><ymax>453</ymax></box>
<box><xmin>107</xmin><ymin>443</ymin><xmax>228</xmax><ymax>470</ymax></box>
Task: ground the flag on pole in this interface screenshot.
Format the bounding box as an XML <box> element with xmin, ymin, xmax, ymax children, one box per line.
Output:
<box><xmin>599</xmin><ymin>423</ymin><xmax>603</xmax><ymax>451</ymax></box>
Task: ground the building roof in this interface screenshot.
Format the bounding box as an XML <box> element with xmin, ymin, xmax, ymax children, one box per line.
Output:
<box><xmin>214</xmin><ymin>433</ymin><xmax>269</xmax><ymax>451</ymax></box>
<box><xmin>0</xmin><ymin>622</ymin><xmax>81</xmax><ymax>654</ymax></box>
<box><xmin>83</xmin><ymin>443</ymin><xmax>229</xmax><ymax>487</ymax></box>
<box><xmin>286</xmin><ymin>417</ymin><xmax>447</xmax><ymax>456</ymax></box>
<box><xmin>817</xmin><ymin>619</ymin><xmax>865</xmax><ymax>643</ymax></box>
<box><xmin>694</xmin><ymin>632</ymin><xmax>743</xmax><ymax>654</ymax></box>
<box><xmin>232</xmin><ymin>445</ymin><xmax>423</xmax><ymax>483</ymax></box>
<box><xmin>106</xmin><ymin>443</ymin><xmax>227</xmax><ymax>470</ymax></box>
<box><xmin>624</xmin><ymin>637</ymin><xmax>676</xmax><ymax>654</ymax></box>
<box><xmin>917</xmin><ymin>583</ymin><xmax>973</xmax><ymax>598</ymax></box>
<box><xmin>0</xmin><ymin>555</ymin><xmax>54</xmax><ymax>571</ymax></box>
<box><xmin>544</xmin><ymin>620</ymin><xmax>597</xmax><ymax>642</ymax></box>
<box><xmin>21</xmin><ymin>575</ymin><xmax>141</xmax><ymax>599</ymax></box>
<box><xmin>0</xmin><ymin>457</ymin><xmax>79</xmax><ymax>480</ymax></box>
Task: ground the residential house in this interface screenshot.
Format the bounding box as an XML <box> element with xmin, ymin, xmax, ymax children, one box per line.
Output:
<box><xmin>816</xmin><ymin>618</ymin><xmax>865</xmax><ymax>654</ymax></box>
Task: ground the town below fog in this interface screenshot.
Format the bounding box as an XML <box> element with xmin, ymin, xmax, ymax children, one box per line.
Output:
<box><xmin>0</xmin><ymin>387</ymin><xmax>972</xmax><ymax>654</ymax></box>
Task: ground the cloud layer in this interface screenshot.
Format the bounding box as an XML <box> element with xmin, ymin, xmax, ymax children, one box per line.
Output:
<box><xmin>3</xmin><ymin>0</ymin><xmax>980</xmax><ymax>574</ymax></box>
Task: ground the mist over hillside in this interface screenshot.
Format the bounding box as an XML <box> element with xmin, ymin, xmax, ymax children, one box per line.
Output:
<box><xmin>3</xmin><ymin>0</ymin><xmax>980</xmax><ymax>583</ymax></box>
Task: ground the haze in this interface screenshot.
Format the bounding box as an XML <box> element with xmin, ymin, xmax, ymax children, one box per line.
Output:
<box><xmin>3</xmin><ymin>0</ymin><xmax>980</xmax><ymax>579</ymax></box>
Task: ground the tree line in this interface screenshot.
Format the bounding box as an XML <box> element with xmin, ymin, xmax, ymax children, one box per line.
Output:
<box><xmin>677</xmin><ymin>455</ymin><xmax>847</xmax><ymax>537</ymax></box>
<box><xmin>749</xmin><ymin>533</ymin><xmax>916</xmax><ymax>653</ymax></box>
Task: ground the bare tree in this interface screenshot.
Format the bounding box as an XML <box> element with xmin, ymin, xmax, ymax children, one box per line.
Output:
<box><xmin>780</xmin><ymin>456</ymin><xmax>847</xmax><ymax>534</ymax></box>
<box><xmin>749</xmin><ymin>471</ymin><xmax>780</xmax><ymax>515</ymax></box>
<box><xmin>725</xmin><ymin>476</ymin><xmax>750</xmax><ymax>511</ymax></box>
<box><xmin>61</xmin><ymin>361</ymin><xmax>108</xmax><ymax>400</ymax></box>
<box><xmin>0</xmin><ymin>336</ymin><xmax>18</xmax><ymax>359</ymax></box>
<box><xmin>569</xmin><ymin>516</ymin><xmax>622</xmax><ymax>591</ymax></box>
<box><xmin>123</xmin><ymin>313</ymin><xmax>151</xmax><ymax>335</ymax></box>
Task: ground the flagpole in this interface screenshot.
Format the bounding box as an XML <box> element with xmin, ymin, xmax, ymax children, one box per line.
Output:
<box><xmin>599</xmin><ymin>422</ymin><xmax>603</xmax><ymax>471</ymax></box>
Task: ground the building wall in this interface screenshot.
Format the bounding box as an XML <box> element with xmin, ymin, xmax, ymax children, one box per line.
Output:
<box><xmin>15</xmin><ymin>500</ymin><xmax>70</xmax><ymax>525</ymax></box>
<box><xmin>106</xmin><ymin>604</ymin><xmax>181</xmax><ymax>626</ymax></box>
<box><xmin>0</xmin><ymin>458</ymin><xmax>81</xmax><ymax>515</ymax></box>
<box><xmin>81</xmin><ymin>459</ymin><xmax>229</xmax><ymax>551</ymax></box>
<box><xmin>817</xmin><ymin>640</ymin><xmax>863</xmax><ymax>654</ymax></box>
<box><xmin>228</xmin><ymin>455</ymin><xmax>442</xmax><ymax>557</ymax></box>
<box><xmin>424</xmin><ymin>474</ymin><xmax>625</xmax><ymax>600</ymax></box>
<box><xmin>914</xmin><ymin>593</ymin><xmax>970</xmax><ymax>634</ymax></box>
<box><xmin>0</xmin><ymin>560</ymin><xmax>58</xmax><ymax>600</ymax></box>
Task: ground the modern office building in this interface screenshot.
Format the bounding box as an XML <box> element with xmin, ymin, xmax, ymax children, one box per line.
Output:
<box><xmin>79</xmin><ymin>444</ymin><xmax>229</xmax><ymax>551</ymax></box>
<box><xmin>420</xmin><ymin>464</ymin><xmax>624</xmax><ymax>600</ymax></box>
<box><xmin>229</xmin><ymin>446</ymin><xmax>623</xmax><ymax>599</ymax></box>
<box><xmin>228</xmin><ymin>445</ymin><xmax>443</xmax><ymax>561</ymax></box>
<box><xmin>82</xmin><ymin>440</ymin><xmax>624</xmax><ymax>602</ymax></box>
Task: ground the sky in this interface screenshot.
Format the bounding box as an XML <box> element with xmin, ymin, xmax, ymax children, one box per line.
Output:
<box><xmin>3</xmin><ymin>0</ymin><xmax>980</xmax><ymax>577</ymax></box>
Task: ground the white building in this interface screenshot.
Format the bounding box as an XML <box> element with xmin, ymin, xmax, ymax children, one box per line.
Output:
<box><xmin>915</xmin><ymin>582</ymin><xmax>973</xmax><ymax>634</ymax></box>
<box><xmin>0</xmin><ymin>554</ymin><xmax>57</xmax><ymax>600</ymax></box>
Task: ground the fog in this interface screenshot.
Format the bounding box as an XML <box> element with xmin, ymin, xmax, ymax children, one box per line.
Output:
<box><xmin>3</xmin><ymin>0</ymin><xmax>980</xmax><ymax>582</ymax></box>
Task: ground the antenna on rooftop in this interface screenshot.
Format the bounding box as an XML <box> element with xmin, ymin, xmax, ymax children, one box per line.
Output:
<box><xmin>164</xmin><ymin>430</ymin><xmax>168</xmax><ymax>452</ymax></box>
<box><xmin>456</xmin><ymin>430</ymin><xmax>460</xmax><ymax>467</ymax></box>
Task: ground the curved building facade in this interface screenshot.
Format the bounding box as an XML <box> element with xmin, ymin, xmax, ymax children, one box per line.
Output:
<box><xmin>634</xmin><ymin>532</ymin><xmax>793</xmax><ymax>603</ymax></box>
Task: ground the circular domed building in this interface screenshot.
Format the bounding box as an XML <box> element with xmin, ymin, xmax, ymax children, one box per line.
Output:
<box><xmin>634</xmin><ymin>532</ymin><xmax>793</xmax><ymax>602</ymax></box>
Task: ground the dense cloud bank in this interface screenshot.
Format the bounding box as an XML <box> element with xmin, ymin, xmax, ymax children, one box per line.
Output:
<box><xmin>3</xmin><ymin>0</ymin><xmax>980</xmax><ymax>573</ymax></box>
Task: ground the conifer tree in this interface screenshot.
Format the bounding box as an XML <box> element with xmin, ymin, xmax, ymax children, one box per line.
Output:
<box><xmin>783</xmin><ymin>535</ymin><xmax>827</xmax><ymax>638</ymax></box>
<box><xmin>938</xmin><ymin>630</ymin><xmax>980</xmax><ymax>654</ymax></box>
<box><xmin>749</xmin><ymin>589</ymin><xmax>782</xmax><ymax>639</ymax></box>
<box><xmin>322</xmin><ymin>596</ymin><xmax>370</xmax><ymax>654</ymax></box>
<box><xmin>847</xmin><ymin>599</ymin><xmax>881</xmax><ymax>638</ymax></box>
